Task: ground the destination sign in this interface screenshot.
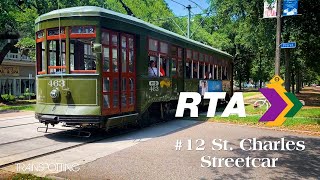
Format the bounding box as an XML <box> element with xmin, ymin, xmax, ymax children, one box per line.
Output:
<box><xmin>48</xmin><ymin>28</ymin><xmax>65</xmax><ymax>36</ymax></box>
<box><xmin>71</xmin><ymin>26</ymin><xmax>95</xmax><ymax>34</ymax></box>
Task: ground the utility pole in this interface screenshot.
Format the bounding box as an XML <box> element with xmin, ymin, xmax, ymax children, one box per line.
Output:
<box><xmin>187</xmin><ymin>5</ymin><xmax>191</xmax><ymax>38</ymax></box>
<box><xmin>275</xmin><ymin>0</ymin><xmax>282</xmax><ymax>76</ymax></box>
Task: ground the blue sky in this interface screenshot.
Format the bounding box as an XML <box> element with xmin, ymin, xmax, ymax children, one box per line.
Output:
<box><xmin>164</xmin><ymin>0</ymin><xmax>210</xmax><ymax>16</ymax></box>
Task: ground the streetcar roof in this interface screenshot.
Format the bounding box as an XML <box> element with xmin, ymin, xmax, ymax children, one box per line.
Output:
<box><xmin>35</xmin><ymin>6</ymin><xmax>233</xmax><ymax>59</ymax></box>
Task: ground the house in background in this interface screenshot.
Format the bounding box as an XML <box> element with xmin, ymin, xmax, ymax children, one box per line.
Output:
<box><xmin>0</xmin><ymin>48</ymin><xmax>36</xmax><ymax>96</ymax></box>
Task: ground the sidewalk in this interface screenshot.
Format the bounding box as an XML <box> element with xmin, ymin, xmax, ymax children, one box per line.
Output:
<box><xmin>0</xmin><ymin>111</ymin><xmax>34</xmax><ymax>120</ymax></box>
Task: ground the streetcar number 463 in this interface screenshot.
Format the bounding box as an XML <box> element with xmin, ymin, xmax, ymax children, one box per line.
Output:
<box><xmin>48</xmin><ymin>80</ymin><xmax>66</xmax><ymax>87</ymax></box>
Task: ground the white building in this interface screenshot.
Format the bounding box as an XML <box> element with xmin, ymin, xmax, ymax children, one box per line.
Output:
<box><xmin>0</xmin><ymin>52</ymin><xmax>36</xmax><ymax>96</ymax></box>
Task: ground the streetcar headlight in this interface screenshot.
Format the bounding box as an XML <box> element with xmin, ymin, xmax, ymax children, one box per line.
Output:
<box><xmin>50</xmin><ymin>89</ymin><xmax>60</xmax><ymax>99</ymax></box>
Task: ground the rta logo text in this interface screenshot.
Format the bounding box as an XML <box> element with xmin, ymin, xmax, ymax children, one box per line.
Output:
<box><xmin>259</xmin><ymin>76</ymin><xmax>303</xmax><ymax>126</ymax></box>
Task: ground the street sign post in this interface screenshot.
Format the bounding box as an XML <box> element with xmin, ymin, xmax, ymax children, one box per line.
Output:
<box><xmin>280</xmin><ymin>42</ymin><xmax>296</xmax><ymax>49</ymax></box>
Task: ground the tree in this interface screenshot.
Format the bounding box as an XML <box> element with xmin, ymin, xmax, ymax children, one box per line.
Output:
<box><xmin>0</xmin><ymin>0</ymin><xmax>176</xmax><ymax>64</ymax></box>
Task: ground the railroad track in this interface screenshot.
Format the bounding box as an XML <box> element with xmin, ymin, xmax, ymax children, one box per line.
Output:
<box><xmin>0</xmin><ymin>126</ymin><xmax>138</xmax><ymax>169</ymax></box>
<box><xmin>0</xmin><ymin>115</ymin><xmax>185</xmax><ymax>169</ymax></box>
<box><xmin>0</xmin><ymin>122</ymin><xmax>39</xmax><ymax>129</ymax></box>
<box><xmin>0</xmin><ymin>115</ymin><xmax>34</xmax><ymax>122</ymax></box>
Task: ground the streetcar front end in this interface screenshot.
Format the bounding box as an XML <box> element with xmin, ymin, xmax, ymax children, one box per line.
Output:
<box><xmin>35</xmin><ymin>18</ymin><xmax>104</xmax><ymax>128</ymax></box>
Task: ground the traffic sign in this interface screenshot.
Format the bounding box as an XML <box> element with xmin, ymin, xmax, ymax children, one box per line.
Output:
<box><xmin>280</xmin><ymin>42</ymin><xmax>296</xmax><ymax>49</ymax></box>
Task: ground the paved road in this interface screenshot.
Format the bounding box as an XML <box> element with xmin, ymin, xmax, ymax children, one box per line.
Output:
<box><xmin>54</xmin><ymin>122</ymin><xmax>320</xmax><ymax>180</ymax></box>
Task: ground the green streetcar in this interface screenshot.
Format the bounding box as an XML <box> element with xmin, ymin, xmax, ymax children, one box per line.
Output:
<box><xmin>35</xmin><ymin>6</ymin><xmax>233</xmax><ymax>130</ymax></box>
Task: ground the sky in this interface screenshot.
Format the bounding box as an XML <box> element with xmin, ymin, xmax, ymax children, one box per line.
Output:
<box><xmin>164</xmin><ymin>0</ymin><xmax>210</xmax><ymax>16</ymax></box>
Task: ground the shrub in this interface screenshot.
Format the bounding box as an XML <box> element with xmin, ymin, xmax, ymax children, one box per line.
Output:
<box><xmin>1</xmin><ymin>94</ymin><xmax>10</xmax><ymax>102</ymax></box>
<box><xmin>9</xmin><ymin>95</ymin><xmax>15</xmax><ymax>101</ymax></box>
<box><xmin>1</xmin><ymin>94</ymin><xmax>16</xmax><ymax>102</ymax></box>
<box><xmin>18</xmin><ymin>95</ymin><xmax>25</xmax><ymax>100</ymax></box>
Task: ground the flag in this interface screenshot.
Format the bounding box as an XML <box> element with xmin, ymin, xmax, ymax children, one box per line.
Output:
<box><xmin>263</xmin><ymin>0</ymin><xmax>277</xmax><ymax>18</ymax></box>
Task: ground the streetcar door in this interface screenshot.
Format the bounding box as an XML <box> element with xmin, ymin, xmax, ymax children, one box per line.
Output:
<box><xmin>102</xmin><ymin>31</ymin><xmax>120</xmax><ymax>115</ymax></box>
<box><xmin>102</xmin><ymin>30</ymin><xmax>136</xmax><ymax>116</ymax></box>
<box><xmin>119</xmin><ymin>34</ymin><xmax>136</xmax><ymax>113</ymax></box>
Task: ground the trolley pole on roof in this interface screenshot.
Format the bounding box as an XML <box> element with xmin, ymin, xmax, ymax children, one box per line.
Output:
<box><xmin>187</xmin><ymin>5</ymin><xmax>191</xmax><ymax>38</ymax></box>
<box><xmin>275</xmin><ymin>0</ymin><xmax>282</xmax><ymax>76</ymax></box>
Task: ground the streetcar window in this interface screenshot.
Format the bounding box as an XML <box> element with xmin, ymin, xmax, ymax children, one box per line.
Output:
<box><xmin>113</xmin><ymin>78</ymin><xmax>119</xmax><ymax>107</ymax></box>
<box><xmin>149</xmin><ymin>39</ymin><xmax>158</xmax><ymax>52</ymax></box>
<box><xmin>103</xmin><ymin>95</ymin><xmax>110</xmax><ymax>108</ymax></box>
<box><xmin>214</xmin><ymin>65</ymin><xmax>218</xmax><ymax>79</ymax></box>
<box><xmin>199</xmin><ymin>63</ymin><xmax>204</xmax><ymax>79</ymax></box>
<box><xmin>171</xmin><ymin>46</ymin><xmax>178</xmax><ymax>77</ymax></box>
<box><xmin>205</xmin><ymin>55</ymin><xmax>209</xmax><ymax>63</ymax></box>
<box><xmin>113</xmin><ymin>94</ymin><xmax>118</xmax><ymax>107</ymax></box>
<box><xmin>129</xmin><ymin>37</ymin><xmax>134</xmax><ymax>73</ymax></box>
<box><xmin>112</xmin><ymin>35</ymin><xmax>118</xmax><ymax>46</ymax></box>
<box><xmin>160</xmin><ymin>57</ymin><xmax>169</xmax><ymax>77</ymax></box>
<box><xmin>112</xmin><ymin>48</ymin><xmax>118</xmax><ymax>72</ymax></box>
<box><xmin>209</xmin><ymin>64</ymin><xmax>213</xmax><ymax>79</ymax></box>
<box><xmin>121</xmin><ymin>48</ymin><xmax>126</xmax><ymax>72</ymax></box>
<box><xmin>130</xmin><ymin>92</ymin><xmax>134</xmax><ymax>105</ymax></box>
<box><xmin>193</xmin><ymin>51</ymin><xmax>198</xmax><ymax>60</ymax></box>
<box><xmin>186</xmin><ymin>61</ymin><xmax>191</xmax><ymax>79</ymax></box>
<box><xmin>199</xmin><ymin>53</ymin><xmax>204</xmax><ymax>61</ymax></box>
<box><xmin>70</xmin><ymin>38</ymin><xmax>96</xmax><ymax>72</ymax></box>
<box><xmin>160</xmin><ymin>42</ymin><xmax>168</xmax><ymax>54</ymax></box>
<box><xmin>129</xmin><ymin>78</ymin><xmax>134</xmax><ymax>105</ymax></box>
<box><xmin>129</xmin><ymin>49</ymin><xmax>134</xmax><ymax>73</ymax></box>
<box><xmin>205</xmin><ymin>64</ymin><xmax>210</xmax><ymax>79</ymax></box>
<box><xmin>103</xmin><ymin>47</ymin><xmax>109</xmax><ymax>72</ymax></box>
<box><xmin>148</xmin><ymin>56</ymin><xmax>158</xmax><ymax>77</ymax></box>
<box><xmin>122</xmin><ymin>78</ymin><xmax>126</xmax><ymax>91</ymax></box>
<box><xmin>36</xmin><ymin>41</ymin><xmax>45</xmax><ymax>74</ymax></box>
<box><xmin>178</xmin><ymin>60</ymin><xmax>183</xmax><ymax>77</ymax></box>
<box><xmin>178</xmin><ymin>48</ymin><xmax>183</xmax><ymax>59</ymax></box>
<box><xmin>171</xmin><ymin>58</ymin><xmax>177</xmax><ymax>77</ymax></box>
<box><xmin>48</xmin><ymin>40</ymin><xmax>66</xmax><ymax>74</ymax></box>
<box><xmin>121</xmin><ymin>36</ymin><xmax>127</xmax><ymax>73</ymax></box>
<box><xmin>102</xmin><ymin>32</ymin><xmax>109</xmax><ymax>45</ymax></box>
<box><xmin>225</xmin><ymin>67</ymin><xmax>228</xmax><ymax>80</ymax></box>
<box><xmin>122</xmin><ymin>78</ymin><xmax>126</xmax><ymax>107</ymax></box>
<box><xmin>129</xmin><ymin>78</ymin><xmax>134</xmax><ymax>90</ymax></box>
<box><xmin>217</xmin><ymin>65</ymin><xmax>220</xmax><ymax>80</ymax></box>
<box><xmin>103</xmin><ymin>77</ymin><xmax>110</xmax><ymax>92</ymax></box>
<box><xmin>187</xmin><ymin>49</ymin><xmax>192</xmax><ymax>59</ymax></box>
<box><xmin>193</xmin><ymin>61</ymin><xmax>198</xmax><ymax>79</ymax></box>
<box><xmin>222</xmin><ymin>66</ymin><xmax>228</xmax><ymax>80</ymax></box>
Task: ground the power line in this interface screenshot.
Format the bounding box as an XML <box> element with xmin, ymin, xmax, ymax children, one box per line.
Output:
<box><xmin>188</xmin><ymin>0</ymin><xmax>204</xmax><ymax>11</ymax></box>
<box><xmin>169</xmin><ymin>0</ymin><xmax>187</xmax><ymax>8</ymax></box>
<box><xmin>151</xmin><ymin>13</ymin><xmax>207</xmax><ymax>21</ymax></box>
<box><xmin>189</xmin><ymin>7</ymin><xmax>212</xmax><ymax>38</ymax></box>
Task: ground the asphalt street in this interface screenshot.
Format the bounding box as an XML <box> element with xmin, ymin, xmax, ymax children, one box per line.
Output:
<box><xmin>54</xmin><ymin>122</ymin><xmax>320</xmax><ymax>180</ymax></box>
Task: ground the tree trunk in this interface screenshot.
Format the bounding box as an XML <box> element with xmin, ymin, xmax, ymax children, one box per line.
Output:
<box><xmin>284</xmin><ymin>49</ymin><xmax>291</xmax><ymax>92</ymax></box>
<box><xmin>0</xmin><ymin>39</ymin><xmax>18</xmax><ymax>65</ymax></box>
<box><xmin>259</xmin><ymin>52</ymin><xmax>262</xmax><ymax>89</ymax></box>
<box><xmin>291</xmin><ymin>72</ymin><xmax>295</xmax><ymax>93</ymax></box>
<box><xmin>295</xmin><ymin>69</ymin><xmax>300</xmax><ymax>93</ymax></box>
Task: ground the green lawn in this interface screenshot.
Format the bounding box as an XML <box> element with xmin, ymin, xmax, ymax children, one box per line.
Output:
<box><xmin>0</xmin><ymin>104</ymin><xmax>35</xmax><ymax>111</ymax></box>
<box><xmin>242</xmin><ymin>92</ymin><xmax>261</xmax><ymax>98</ymax></box>
<box><xmin>11</xmin><ymin>173</ymin><xmax>52</xmax><ymax>180</ymax></box>
<box><xmin>245</xmin><ymin>104</ymin><xmax>320</xmax><ymax>118</ymax></box>
<box><xmin>199</xmin><ymin>103</ymin><xmax>320</xmax><ymax>134</ymax></box>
